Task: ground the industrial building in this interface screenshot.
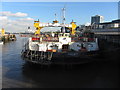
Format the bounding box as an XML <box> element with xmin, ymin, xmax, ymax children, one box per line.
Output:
<box><xmin>91</xmin><ymin>15</ymin><xmax>104</xmax><ymax>24</ymax></box>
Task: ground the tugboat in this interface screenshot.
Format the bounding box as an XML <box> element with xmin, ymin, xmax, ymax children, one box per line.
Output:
<box><xmin>21</xmin><ymin>8</ymin><xmax>99</xmax><ymax>65</ymax></box>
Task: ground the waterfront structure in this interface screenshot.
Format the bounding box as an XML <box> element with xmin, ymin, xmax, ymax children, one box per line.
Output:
<box><xmin>91</xmin><ymin>15</ymin><xmax>104</xmax><ymax>24</ymax></box>
<box><xmin>91</xmin><ymin>19</ymin><xmax>120</xmax><ymax>45</ymax></box>
<box><xmin>92</xmin><ymin>19</ymin><xmax>120</xmax><ymax>29</ymax></box>
<box><xmin>0</xmin><ymin>28</ymin><xmax>16</xmax><ymax>43</ymax></box>
<box><xmin>0</xmin><ymin>28</ymin><xmax>5</xmax><ymax>36</ymax></box>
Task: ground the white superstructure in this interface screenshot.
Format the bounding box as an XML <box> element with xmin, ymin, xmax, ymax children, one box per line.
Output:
<box><xmin>28</xmin><ymin>32</ymin><xmax>99</xmax><ymax>52</ymax></box>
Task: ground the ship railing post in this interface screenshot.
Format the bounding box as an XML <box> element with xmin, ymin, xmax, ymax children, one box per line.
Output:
<box><xmin>30</xmin><ymin>51</ymin><xmax>32</xmax><ymax>61</ymax></box>
<box><xmin>40</xmin><ymin>51</ymin><xmax>43</xmax><ymax>60</ymax></box>
<box><xmin>26</xmin><ymin>50</ymin><xmax>30</xmax><ymax>57</ymax></box>
<box><xmin>95</xmin><ymin>38</ymin><xmax>98</xmax><ymax>43</ymax></box>
<box><xmin>44</xmin><ymin>52</ymin><xmax>46</xmax><ymax>60</ymax></box>
<box><xmin>34</xmin><ymin>50</ymin><xmax>36</xmax><ymax>61</ymax></box>
<box><xmin>47</xmin><ymin>52</ymin><xmax>53</xmax><ymax>60</ymax></box>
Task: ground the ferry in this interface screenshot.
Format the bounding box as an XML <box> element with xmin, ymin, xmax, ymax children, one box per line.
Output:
<box><xmin>21</xmin><ymin>8</ymin><xmax>99</xmax><ymax>65</ymax></box>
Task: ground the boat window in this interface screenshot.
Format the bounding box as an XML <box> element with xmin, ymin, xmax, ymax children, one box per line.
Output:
<box><xmin>88</xmin><ymin>44</ymin><xmax>93</xmax><ymax>47</ymax></box>
<box><xmin>77</xmin><ymin>44</ymin><xmax>81</xmax><ymax>47</ymax></box>
<box><xmin>65</xmin><ymin>34</ymin><xmax>68</xmax><ymax>36</ymax></box>
<box><xmin>50</xmin><ymin>45</ymin><xmax>53</xmax><ymax>47</ymax></box>
<box><xmin>59</xmin><ymin>34</ymin><xmax>63</xmax><ymax>36</ymax></box>
<box><xmin>81</xmin><ymin>43</ymin><xmax>85</xmax><ymax>48</ymax></box>
<box><xmin>62</xmin><ymin>44</ymin><xmax>69</xmax><ymax>50</ymax></box>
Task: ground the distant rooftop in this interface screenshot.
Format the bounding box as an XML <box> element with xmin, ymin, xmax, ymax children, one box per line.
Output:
<box><xmin>92</xmin><ymin>15</ymin><xmax>103</xmax><ymax>17</ymax></box>
<box><xmin>99</xmin><ymin>19</ymin><xmax>120</xmax><ymax>25</ymax></box>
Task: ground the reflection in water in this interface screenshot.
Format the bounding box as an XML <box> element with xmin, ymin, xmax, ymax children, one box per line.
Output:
<box><xmin>2</xmin><ymin>35</ymin><xmax>119</xmax><ymax>88</ymax></box>
<box><xmin>21</xmin><ymin>61</ymin><xmax>119</xmax><ymax>88</ymax></box>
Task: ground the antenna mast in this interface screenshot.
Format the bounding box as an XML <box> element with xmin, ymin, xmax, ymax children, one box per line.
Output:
<box><xmin>62</xmin><ymin>6</ymin><xmax>66</xmax><ymax>33</ymax></box>
<box><xmin>55</xmin><ymin>13</ymin><xmax>57</xmax><ymax>20</ymax></box>
<box><xmin>62</xmin><ymin>7</ymin><xmax>65</xmax><ymax>25</ymax></box>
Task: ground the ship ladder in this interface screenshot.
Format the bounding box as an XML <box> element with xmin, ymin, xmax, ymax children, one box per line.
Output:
<box><xmin>21</xmin><ymin>50</ymin><xmax>24</xmax><ymax>57</ymax></box>
<box><xmin>30</xmin><ymin>51</ymin><xmax>33</xmax><ymax>61</ymax></box>
<box><xmin>34</xmin><ymin>51</ymin><xmax>38</xmax><ymax>61</ymax></box>
<box><xmin>40</xmin><ymin>51</ymin><xmax>44</xmax><ymax>60</ymax></box>
<box><xmin>47</xmin><ymin>52</ymin><xmax>53</xmax><ymax>60</ymax></box>
<box><xmin>26</xmin><ymin>50</ymin><xmax>30</xmax><ymax>58</ymax></box>
<box><xmin>40</xmin><ymin>51</ymin><xmax>46</xmax><ymax>63</ymax></box>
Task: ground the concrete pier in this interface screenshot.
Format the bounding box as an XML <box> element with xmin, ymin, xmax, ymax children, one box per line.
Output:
<box><xmin>92</xmin><ymin>28</ymin><xmax>120</xmax><ymax>45</ymax></box>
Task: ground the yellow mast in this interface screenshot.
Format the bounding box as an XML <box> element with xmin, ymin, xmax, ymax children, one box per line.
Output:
<box><xmin>1</xmin><ymin>28</ymin><xmax>5</xmax><ymax>36</ymax></box>
<box><xmin>71</xmin><ymin>20</ymin><xmax>77</xmax><ymax>35</ymax></box>
<box><xmin>34</xmin><ymin>20</ymin><xmax>43</xmax><ymax>35</ymax></box>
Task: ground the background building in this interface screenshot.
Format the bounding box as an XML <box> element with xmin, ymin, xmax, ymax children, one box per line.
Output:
<box><xmin>92</xmin><ymin>19</ymin><xmax>120</xmax><ymax>29</ymax></box>
<box><xmin>91</xmin><ymin>15</ymin><xmax>104</xmax><ymax>24</ymax></box>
